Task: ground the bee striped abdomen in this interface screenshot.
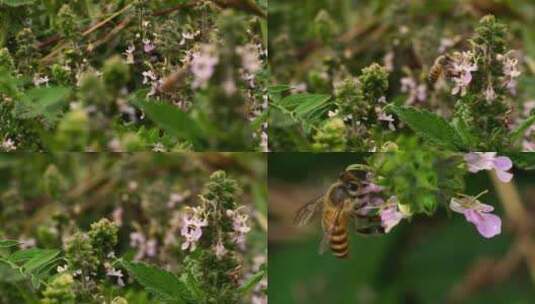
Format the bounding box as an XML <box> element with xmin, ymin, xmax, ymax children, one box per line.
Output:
<box><xmin>330</xmin><ymin>224</ymin><xmax>348</xmax><ymax>258</ymax></box>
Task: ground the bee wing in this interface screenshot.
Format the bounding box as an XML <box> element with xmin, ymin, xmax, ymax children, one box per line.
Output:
<box><xmin>294</xmin><ymin>195</ymin><xmax>324</xmax><ymax>226</ymax></box>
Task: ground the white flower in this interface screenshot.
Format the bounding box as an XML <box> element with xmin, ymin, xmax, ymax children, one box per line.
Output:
<box><xmin>152</xmin><ymin>142</ymin><xmax>166</xmax><ymax>152</ymax></box>
<box><xmin>214</xmin><ymin>240</ymin><xmax>227</xmax><ymax>259</ymax></box>
<box><xmin>106</xmin><ymin>267</ymin><xmax>125</xmax><ymax>287</ymax></box>
<box><xmin>484</xmin><ymin>85</ymin><xmax>496</xmax><ymax>102</ymax></box>
<box><xmin>1</xmin><ymin>138</ymin><xmax>16</xmax><ymax>151</ymax></box>
<box><xmin>260</xmin><ymin>131</ymin><xmax>268</xmax><ymax>152</ymax></box>
<box><xmin>124</xmin><ymin>45</ymin><xmax>135</xmax><ymax>64</ymax></box>
<box><xmin>33</xmin><ymin>74</ymin><xmax>49</xmax><ymax>87</ymax></box>
<box><xmin>142</xmin><ymin>70</ymin><xmax>157</xmax><ymax>85</ymax></box>
<box><xmin>57</xmin><ymin>264</ymin><xmax>68</xmax><ymax>273</ymax></box>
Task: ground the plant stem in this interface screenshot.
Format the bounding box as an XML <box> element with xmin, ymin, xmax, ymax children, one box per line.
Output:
<box><xmin>489</xmin><ymin>171</ymin><xmax>535</xmax><ymax>285</ymax></box>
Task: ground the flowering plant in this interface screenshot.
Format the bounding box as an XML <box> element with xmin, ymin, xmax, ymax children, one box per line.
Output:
<box><xmin>345</xmin><ymin>150</ymin><xmax>526</xmax><ymax>239</ymax></box>
<box><xmin>0</xmin><ymin>153</ymin><xmax>267</xmax><ymax>303</ymax></box>
<box><xmin>0</xmin><ymin>0</ymin><xmax>268</xmax><ymax>151</ymax></box>
<box><xmin>269</xmin><ymin>1</ymin><xmax>535</xmax><ymax>152</ymax></box>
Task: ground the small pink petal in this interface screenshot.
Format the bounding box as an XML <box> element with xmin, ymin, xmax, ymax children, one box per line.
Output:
<box><xmin>496</xmin><ymin>170</ymin><xmax>513</xmax><ymax>183</ymax></box>
<box><xmin>493</xmin><ymin>156</ymin><xmax>512</xmax><ymax>171</ymax></box>
<box><xmin>464</xmin><ymin>210</ymin><xmax>501</xmax><ymax>238</ymax></box>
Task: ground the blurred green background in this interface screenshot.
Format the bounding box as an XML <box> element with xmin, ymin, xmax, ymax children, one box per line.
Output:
<box><xmin>268</xmin><ymin>153</ymin><xmax>535</xmax><ymax>304</ymax></box>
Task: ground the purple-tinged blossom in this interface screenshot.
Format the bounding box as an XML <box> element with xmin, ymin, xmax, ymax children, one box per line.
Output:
<box><xmin>191</xmin><ymin>44</ymin><xmax>219</xmax><ymax>89</ymax></box>
<box><xmin>142</xmin><ymin>38</ymin><xmax>155</xmax><ymax>53</ymax></box>
<box><xmin>450</xmin><ymin>51</ymin><xmax>477</xmax><ymax>96</ymax></box>
<box><xmin>498</xmin><ymin>52</ymin><xmax>521</xmax><ymax>95</ymax></box>
<box><xmin>400</xmin><ymin>77</ymin><xmax>427</xmax><ymax>104</ymax></box>
<box><xmin>379</xmin><ymin>197</ymin><xmax>407</xmax><ymax>233</ymax></box>
<box><xmin>180</xmin><ymin>207</ymin><xmax>208</xmax><ymax>252</ymax></box>
<box><xmin>450</xmin><ymin>191</ymin><xmax>501</xmax><ymax>238</ymax></box>
<box><xmin>464</xmin><ymin>153</ymin><xmax>513</xmax><ymax>182</ymax></box>
<box><xmin>226</xmin><ymin>207</ymin><xmax>251</xmax><ymax>250</ymax></box>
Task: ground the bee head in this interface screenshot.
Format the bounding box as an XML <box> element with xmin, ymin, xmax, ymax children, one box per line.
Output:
<box><xmin>339</xmin><ymin>170</ymin><xmax>364</xmax><ymax>197</ymax></box>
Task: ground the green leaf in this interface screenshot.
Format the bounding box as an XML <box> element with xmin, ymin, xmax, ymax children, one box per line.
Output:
<box><xmin>451</xmin><ymin>117</ymin><xmax>478</xmax><ymax>150</ymax></box>
<box><xmin>20</xmin><ymin>249</ymin><xmax>59</xmax><ymax>275</ymax></box>
<box><xmin>238</xmin><ymin>270</ymin><xmax>265</xmax><ymax>294</ymax></box>
<box><xmin>132</xmin><ymin>98</ymin><xmax>204</xmax><ymax>148</ymax></box>
<box><xmin>277</xmin><ymin>94</ymin><xmax>330</xmax><ymax>112</ymax></box>
<box><xmin>13</xmin><ymin>86</ymin><xmax>71</xmax><ymax>124</ymax></box>
<box><xmin>8</xmin><ymin>248</ymin><xmax>46</xmax><ymax>264</ymax></box>
<box><xmin>389</xmin><ymin>105</ymin><xmax>463</xmax><ymax>150</ymax></box>
<box><xmin>0</xmin><ymin>0</ymin><xmax>35</xmax><ymax>7</ymax></box>
<box><xmin>511</xmin><ymin>115</ymin><xmax>535</xmax><ymax>143</ymax></box>
<box><xmin>0</xmin><ymin>240</ymin><xmax>20</xmax><ymax>248</ymax></box>
<box><xmin>122</xmin><ymin>261</ymin><xmax>193</xmax><ymax>303</ymax></box>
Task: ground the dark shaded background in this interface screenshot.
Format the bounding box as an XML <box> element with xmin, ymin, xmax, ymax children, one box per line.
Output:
<box><xmin>268</xmin><ymin>153</ymin><xmax>535</xmax><ymax>304</ymax></box>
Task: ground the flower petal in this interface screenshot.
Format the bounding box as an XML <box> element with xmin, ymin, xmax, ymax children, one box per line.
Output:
<box><xmin>464</xmin><ymin>210</ymin><xmax>501</xmax><ymax>238</ymax></box>
<box><xmin>496</xmin><ymin>170</ymin><xmax>513</xmax><ymax>183</ymax></box>
<box><xmin>449</xmin><ymin>198</ymin><xmax>467</xmax><ymax>214</ymax></box>
<box><xmin>493</xmin><ymin>156</ymin><xmax>512</xmax><ymax>171</ymax></box>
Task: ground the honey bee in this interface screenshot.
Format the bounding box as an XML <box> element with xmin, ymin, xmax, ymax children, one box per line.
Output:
<box><xmin>294</xmin><ymin>170</ymin><xmax>384</xmax><ymax>259</ymax></box>
<box><xmin>428</xmin><ymin>55</ymin><xmax>450</xmax><ymax>85</ymax></box>
<box><xmin>159</xmin><ymin>68</ymin><xmax>187</xmax><ymax>93</ymax></box>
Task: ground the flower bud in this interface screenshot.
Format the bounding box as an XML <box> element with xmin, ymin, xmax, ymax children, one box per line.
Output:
<box><xmin>312</xmin><ymin>118</ymin><xmax>347</xmax><ymax>151</ymax></box>
<box><xmin>55</xmin><ymin>108</ymin><xmax>90</xmax><ymax>151</ymax></box>
<box><xmin>88</xmin><ymin>218</ymin><xmax>118</xmax><ymax>257</ymax></box>
<box><xmin>41</xmin><ymin>273</ymin><xmax>76</xmax><ymax>304</ymax></box>
<box><xmin>102</xmin><ymin>56</ymin><xmax>130</xmax><ymax>94</ymax></box>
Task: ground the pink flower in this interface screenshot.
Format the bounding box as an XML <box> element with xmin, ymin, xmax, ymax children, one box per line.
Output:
<box><xmin>380</xmin><ymin>205</ymin><xmax>404</xmax><ymax>233</ymax></box>
<box><xmin>464</xmin><ymin>153</ymin><xmax>513</xmax><ymax>183</ymax></box>
<box><xmin>190</xmin><ymin>44</ymin><xmax>219</xmax><ymax>89</ymax></box>
<box><xmin>180</xmin><ymin>209</ymin><xmax>208</xmax><ymax>252</ymax></box>
<box><xmin>143</xmin><ymin>38</ymin><xmax>156</xmax><ymax>53</ymax></box>
<box><xmin>450</xmin><ymin>51</ymin><xmax>477</xmax><ymax>96</ymax></box>
<box><xmin>450</xmin><ymin>192</ymin><xmax>501</xmax><ymax>238</ymax></box>
<box><xmin>227</xmin><ymin>208</ymin><xmax>251</xmax><ymax>249</ymax></box>
<box><xmin>498</xmin><ymin>52</ymin><xmax>521</xmax><ymax>95</ymax></box>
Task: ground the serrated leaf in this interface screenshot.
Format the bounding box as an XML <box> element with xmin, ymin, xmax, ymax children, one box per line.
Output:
<box><xmin>8</xmin><ymin>248</ymin><xmax>46</xmax><ymax>264</ymax></box>
<box><xmin>13</xmin><ymin>86</ymin><xmax>71</xmax><ymax>124</ymax></box>
<box><xmin>0</xmin><ymin>0</ymin><xmax>35</xmax><ymax>7</ymax></box>
<box><xmin>21</xmin><ymin>249</ymin><xmax>59</xmax><ymax>275</ymax></box>
<box><xmin>238</xmin><ymin>270</ymin><xmax>265</xmax><ymax>294</ymax></box>
<box><xmin>451</xmin><ymin>117</ymin><xmax>478</xmax><ymax>150</ymax></box>
<box><xmin>389</xmin><ymin>105</ymin><xmax>463</xmax><ymax>150</ymax></box>
<box><xmin>511</xmin><ymin>115</ymin><xmax>535</xmax><ymax>144</ymax></box>
<box><xmin>122</xmin><ymin>261</ymin><xmax>193</xmax><ymax>303</ymax></box>
<box><xmin>0</xmin><ymin>240</ymin><xmax>20</xmax><ymax>248</ymax></box>
<box><xmin>132</xmin><ymin>98</ymin><xmax>204</xmax><ymax>147</ymax></box>
<box><xmin>277</xmin><ymin>94</ymin><xmax>330</xmax><ymax>112</ymax></box>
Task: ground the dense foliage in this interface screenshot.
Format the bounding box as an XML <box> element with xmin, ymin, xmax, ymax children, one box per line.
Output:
<box><xmin>0</xmin><ymin>0</ymin><xmax>268</xmax><ymax>152</ymax></box>
<box><xmin>269</xmin><ymin>0</ymin><xmax>535</xmax><ymax>152</ymax></box>
<box><xmin>0</xmin><ymin>153</ymin><xmax>267</xmax><ymax>303</ymax></box>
